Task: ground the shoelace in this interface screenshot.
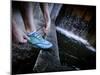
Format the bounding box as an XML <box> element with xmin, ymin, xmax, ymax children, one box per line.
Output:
<box><xmin>31</xmin><ymin>32</ymin><xmax>43</xmax><ymax>40</ymax></box>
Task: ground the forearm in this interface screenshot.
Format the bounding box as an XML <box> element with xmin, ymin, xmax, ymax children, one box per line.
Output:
<box><xmin>40</xmin><ymin>3</ymin><xmax>51</xmax><ymax>28</ymax></box>
<box><xmin>12</xmin><ymin>19</ymin><xmax>19</xmax><ymax>36</ymax></box>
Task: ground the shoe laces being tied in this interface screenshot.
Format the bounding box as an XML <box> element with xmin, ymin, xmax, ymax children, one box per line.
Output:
<box><xmin>28</xmin><ymin>32</ymin><xmax>44</xmax><ymax>41</ymax></box>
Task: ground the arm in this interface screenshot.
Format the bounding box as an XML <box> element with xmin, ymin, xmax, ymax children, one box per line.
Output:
<box><xmin>40</xmin><ymin>3</ymin><xmax>51</xmax><ymax>35</ymax></box>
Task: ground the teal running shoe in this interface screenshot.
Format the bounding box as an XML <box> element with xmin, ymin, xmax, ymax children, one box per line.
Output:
<box><xmin>27</xmin><ymin>32</ymin><xmax>52</xmax><ymax>49</ymax></box>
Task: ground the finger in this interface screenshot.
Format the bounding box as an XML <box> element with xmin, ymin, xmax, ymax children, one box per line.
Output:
<box><xmin>24</xmin><ymin>34</ymin><xmax>30</xmax><ymax>40</ymax></box>
<box><xmin>22</xmin><ymin>39</ymin><xmax>27</xmax><ymax>43</ymax></box>
<box><xmin>18</xmin><ymin>38</ymin><xmax>27</xmax><ymax>44</ymax></box>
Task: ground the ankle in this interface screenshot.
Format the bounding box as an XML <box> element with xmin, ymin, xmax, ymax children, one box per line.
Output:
<box><xmin>26</xmin><ymin>28</ymin><xmax>36</xmax><ymax>33</ymax></box>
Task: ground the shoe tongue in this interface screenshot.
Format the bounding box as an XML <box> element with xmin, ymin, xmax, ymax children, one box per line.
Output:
<box><xmin>27</xmin><ymin>32</ymin><xmax>43</xmax><ymax>39</ymax></box>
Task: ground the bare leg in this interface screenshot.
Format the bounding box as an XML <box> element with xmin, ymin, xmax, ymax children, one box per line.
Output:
<box><xmin>20</xmin><ymin>2</ymin><xmax>36</xmax><ymax>33</ymax></box>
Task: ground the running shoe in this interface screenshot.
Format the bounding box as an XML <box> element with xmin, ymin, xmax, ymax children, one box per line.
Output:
<box><xmin>27</xmin><ymin>32</ymin><xmax>52</xmax><ymax>49</ymax></box>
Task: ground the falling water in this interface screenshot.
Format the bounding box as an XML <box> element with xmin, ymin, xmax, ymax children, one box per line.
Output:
<box><xmin>56</xmin><ymin>26</ymin><xmax>95</xmax><ymax>52</ymax></box>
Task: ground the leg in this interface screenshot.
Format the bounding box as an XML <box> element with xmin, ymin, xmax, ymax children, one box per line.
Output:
<box><xmin>20</xmin><ymin>2</ymin><xmax>36</xmax><ymax>33</ymax></box>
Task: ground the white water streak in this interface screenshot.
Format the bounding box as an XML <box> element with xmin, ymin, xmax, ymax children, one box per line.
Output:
<box><xmin>56</xmin><ymin>26</ymin><xmax>96</xmax><ymax>52</ymax></box>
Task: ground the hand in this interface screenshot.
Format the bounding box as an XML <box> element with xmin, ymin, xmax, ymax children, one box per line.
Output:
<box><xmin>43</xmin><ymin>20</ymin><xmax>51</xmax><ymax>36</ymax></box>
<box><xmin>13</xmin><ymin>27</ymin><xmax>30</xmax><ymax>43</ymax></box>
